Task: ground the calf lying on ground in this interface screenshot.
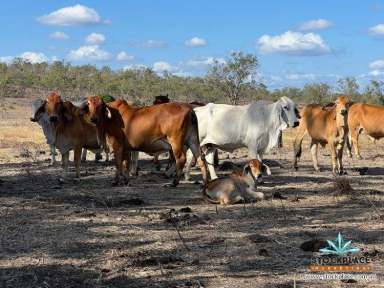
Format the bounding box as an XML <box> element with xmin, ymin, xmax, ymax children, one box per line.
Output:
<box><xmin>203</xmin><ymin>159</ymin><xmax>271</xmax><ymax>205</ymax></box>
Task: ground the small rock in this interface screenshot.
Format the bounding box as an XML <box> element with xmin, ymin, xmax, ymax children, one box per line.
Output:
<box><xmin>179</xmin><ymin>207</ymin><xmax>192</xmax><ymax>213</ymax></box>
<box><xmin>300</xmin><ymin>239</ymin><xmax>328</xmax><ymax>252</ymax></box>
<box><xmin>258</xmin><ymin>248</ymin><xmax>270</xmax><ymax>257</ymax></box>
<box><xmin>273</xmin><ymin>192</ymin><xmax>287</xmax><ymax>200</ymax></box>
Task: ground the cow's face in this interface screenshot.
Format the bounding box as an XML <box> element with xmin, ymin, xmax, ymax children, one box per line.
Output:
<box><xmin>45</xmin><ymin>92</ymin><xmax>63</xmax><ymax>123</ymax></box>
<box><xmin>84</xmin><ymin>96</ymin><xmax>111</xmax><ymax>125</ymax></box>
<box><xmin>335</xmin><ymin>96</ymin><xmax>349</xmax><ymax>116</ymax></box>
<box><xmin>34</xmin><ymin>92</ymin><xmax>70</xmax><ymax>125</ymax></box>
<box><xmin>244</xmin><ymin>159</ymin><xmax>271</xmax><ymax>184</ymax></box>
<box><xmin>280</xmin><ymin>97</ymin><xmax>301</xmax><ymax>128</ymax></box>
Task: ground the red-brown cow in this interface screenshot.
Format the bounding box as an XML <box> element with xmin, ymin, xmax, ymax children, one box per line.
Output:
<box><xmin>82</xmin><ymin>96</ymin><xmax>208</xmax><ymax>186</ymax></box>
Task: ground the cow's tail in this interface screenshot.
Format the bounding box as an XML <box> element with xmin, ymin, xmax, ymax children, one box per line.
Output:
<box><xmin>293</xmin><ymin>121</ymin><xmax>306</xmax><ymax>170</ymax></box>
<box><xmin>186</xmin><ymin>109</ymin><xmax>209</xmax><ymax>184</ymax></box>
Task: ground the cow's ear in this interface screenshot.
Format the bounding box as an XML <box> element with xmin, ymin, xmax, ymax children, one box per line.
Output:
<box><xmin>261</xmin><ymin>163</ymin><xmax>271</xmax><ymax>175</ymax></box>
<box><xmin>62</xmin><ymin>102</ymin><xmax>73</xmax><ymax>122</ymax></box>
<box><xmin>322</xmin><ymin>102</ymin><xmax>336</xmax><ymax>111</ymax></box>
<box><xmin>105</xmin><ymin>106</ymin><xmax>112</xmax><ymax>119</ymax></box>
<box><xmin>242</xmin><ymin>164</ymin><xmax>250</xmax><ymax>176</ymax></box>
<box><xmin>33</xmin><ymin>100</ymin><xmax>46</xmax><ymax>120</ymax></box>
<box><xmin>78</xmin><ymin>102</ymin><xmax>89</xmax><ymax>116</ymax></box>
<box><xmin>346</xmin><ymin>101</ymin><xmax>354</xmax><ymax>109</ymax></box>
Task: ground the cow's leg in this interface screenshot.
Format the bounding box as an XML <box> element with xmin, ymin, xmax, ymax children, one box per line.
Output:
<box><xmin>310</xmin><ymin>141</ymin><xmax>320</xmax><ymax>172</ymax></box>
<box><xmin>122</xmin><ymin>157</ymin><xmax>130</xmax><ymax>185</ymax></box>
<box><xmin>50</xmin><ymin>144</ymin><xmax>56</xmax><ymax>165</ymax></box>
<box><xmin>329</xmin><ymin>144</ymin><xmax>338</xmax><ymax>175</ymax></box>
<box><xmin>205</xmin><ymin>149</ymin><xmax>218</xmax><ymax>180</ymax></box>
<box><xmin>169</xmin><ymin>140</ymin><xmax>186</xmax><ymax>187</ymax></box>
<box><xmin>293</xmin><ymin>123</ymin><xmax>307</xmax><ymax>170</ymax></box>
<box><xmin>74</xmin><ymin>147</ymin><xmax>82</xmax><ymax>179</ymax></box>
<box><xmin>350</xmin><ymin>128</ymin><xmax>362</xmax><ymax>159</ymax></box>
<box><xmin>130</xmin><ymin>151</ymin><xmax>139</xmax><ymax>176</ymax></box>
<box><xmin>336</xmin><ymin>142</ymin><xmax>344</xmax><ymax>174</ymax></box>
<box><xmin>94</xmin><ymin>152</ymin><xmax>102</xmax><ymax>162</ymax></box>
<box><xmin>113</xmin><ymin>148</ymin><xmax>124</xmax><ymax>185</ymax></box>
<box><xmin>81</xmin><ymin>149</ymin><xmax>87</xmax><ymax>162</ymax></box>
<box><xmin>346</xmin><ymin>133</ymin><xmax>353</xmax><ymax>158</ymax></box>
<box><xmin>153</xmin><ymin>153</ymin><xmax>161</xmax><ymax>171</ymax></box>
<box><xmin>62</xmin><ymin>151</ymin><xmax>69</xmax><ymax>173</ymax></box>
<box><xmin>188</xmin><ymin>143</ymin><xmax>208</xmax><ymax>185</ymax></box>
<box><xmin>184</xmin><ymin>149</ymin><xmax>194</xmax><ymax>181</ymax></box>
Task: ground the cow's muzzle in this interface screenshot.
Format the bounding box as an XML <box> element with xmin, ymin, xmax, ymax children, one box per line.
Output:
<box><xmin>50</xmin><ymin>116</ymin><xmax>58</xmax><ymax>123</ymax></box>
<box><xmin>293</xmin><ymin>121</ymin><xmax>300</xmax><ymax>127</ymax></box>
<box><xmin>30</xmin><ymin>117</ymin><xmax>37</xmax><ymax>122</ymax></box>
<box><xmin>90</xmin><ymin>117</ymin><xmax>99</xmax><ymax>124</ymax></box>
<box><xmin>340</xmin><ymin>109</ymin><xmax>347</xmax><ymax>116</ymax></box>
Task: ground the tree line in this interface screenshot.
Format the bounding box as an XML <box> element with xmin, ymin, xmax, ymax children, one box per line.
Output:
<box><xmin>1</xmin><ymin>52</ymin><xmax>383</xmax><ymax>105</ymax></box>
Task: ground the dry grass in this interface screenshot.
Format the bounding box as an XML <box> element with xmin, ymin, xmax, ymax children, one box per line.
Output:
<box><xmin>0</xmin><ymin>98</ymin><xmax>383</xmax><ymax>288</ymax></box>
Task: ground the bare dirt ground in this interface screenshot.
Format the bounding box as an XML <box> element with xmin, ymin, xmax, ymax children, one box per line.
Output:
<box><xmin>0</xmin><ymin>98</ymin><xmax>383</xmax><ymax>288</ymax></box>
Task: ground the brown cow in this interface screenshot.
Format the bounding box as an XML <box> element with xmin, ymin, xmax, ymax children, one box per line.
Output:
<box><xmin>82</xmin><ymin>96</ymin><xmax>208</xmax><ymax>186</ymax></box>
<box><xmin>151</xmin><ymin>95</ymin><xmax>218</xmax><ymax>172</ymax></box>
<box><xmin>347</xmin><ymin>103</ymin><xmax>384</xmax><ymax>159</ymax></box>
<box><xmin>293</xmin><ymin>96</ymin><xmax>349</xmax><ymax>174</ymax></box>
<box><xmin>34</xmin><ymin>92</ymin><xmax>101</xmax><ymax>178</ymax></box>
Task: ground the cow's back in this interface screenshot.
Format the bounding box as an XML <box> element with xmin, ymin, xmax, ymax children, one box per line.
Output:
<box><xmin>195</xmin><ymin>103</ymin><xmax>248</xmax><ymax>148</ymax></box>
<box><xmin>349</xmin><ymin>103</ymin><xmax>384</xmax><ymax>138</ymax></box>
<box><xmin>109</xmin><ymin>100</ymin><xmax>192</xmax><ymax>149</ymax></box>
<box><xmin>301</xmin><ymin>105</ymin><xmax>335</xmax><ymax>141</ymax></box>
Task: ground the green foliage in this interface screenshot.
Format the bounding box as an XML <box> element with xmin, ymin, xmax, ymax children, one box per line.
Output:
<box><xmin>208</xmin><ymin>52</ymin><xmax>258</xmax><ymax>104</ymax></box>
<box><xmin>0</xmin><ymin>58</ymin><xmax>383</xmax><ymax>106</ymax></box>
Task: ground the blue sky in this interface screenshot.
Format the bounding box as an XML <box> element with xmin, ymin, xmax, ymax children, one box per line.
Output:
<box><xmin>1</xmin><ymin>0</ymin><xmax>384</xmax><ymax>89</ymax></box>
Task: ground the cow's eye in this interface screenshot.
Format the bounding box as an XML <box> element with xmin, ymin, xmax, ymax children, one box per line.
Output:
<box><xmin>284</xmin><ymin>106</ymin><xmax>289</xmax><ymax>110</ymax></box>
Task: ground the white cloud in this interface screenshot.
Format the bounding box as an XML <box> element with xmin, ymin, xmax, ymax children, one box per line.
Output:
<box><xmin>185</xmin><ymin>57</ymin><xmax>226</xmax><ymax>67</ymax></box>
<box><xmin>37</xmin><ymin>4</ymin><xmax>107</xmax><ymax>26</ymax></box>
<box><xmin>298</xmin><ymin>19</ymin><xmax>332</xmax><ymax>31</ymax></box>
<box><xmin>369</xmin><ymin>59</ymin><xmax>384</xmax><ymax>70</ymax></box>
<box><xmin>369</xmin><ymin>24</ymin><xmax>384</xmax><ymax>35</ymax></box>
<box><xmin>153</xmin><ymin>61</ymin><xmax>175</xmax><ymax>73</ymax></box>
<box><xmin>116</xmin><ymin>51</ymin><xmax>134</xmax><ymax>61</ymax></box>
<box><xmin>50</xmin><ymin>31</ymin><xmax>69</xmax><ymax>40</ymax></box>
<box><xmin>285</xmin><ymin>73</ymin><xmax>316</xmax><ymax>80</ymax></box>
<box><xmin>67</xmin><ymin>45</ymin><xmax>111</xmax><ymax>61</ymax></box>
<box><xmin>123</xmin><ymin>64</ymin><xmax>147</xmax><ymax>71</ymax></box>
<box><xmin>258</xmin><ymin>31</ymin><xmax>331</xmax><ymax>56</ymax></box>
<box><xmin>128</xmin><ymin>40</ymin><xmax>166</xmax><ymax>48</ymax></box>
<box><xmin>20</xmin><ymin>52</ymin><xmax>48</xmax><ymax>63</ymax></box>
<box><xmin>85</xmin><ymin>32</ymin><xmax>105</xmax><ymax>44</ymax></box>
<box><xmin>369</xmin><ymin>69</ymin><xmax>384</xmax><ymax>76</ymax></box>
<box><xmin>185</xmin><ymin>37</ymin><xmax>207</xmax><ymax>47</ymax></box>
<box><xmin>0</xmin><ymin>56</ymin><xmax>13</xmax><ymax>64</ymax></box>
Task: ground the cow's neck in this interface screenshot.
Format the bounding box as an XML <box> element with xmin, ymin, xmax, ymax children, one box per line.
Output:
<box><xmin>267</xmin><ymin>103</ymin><xmax>286</xmax><ymax>150</ymax></box>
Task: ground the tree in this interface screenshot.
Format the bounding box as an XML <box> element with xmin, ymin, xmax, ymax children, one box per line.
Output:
<box><xmin>302</xmin><ymin>83</ymin><xmax>332</xmax><ymax>104</ymax></box>
<box><xmin>337</xmin><ymin>77</ymin><xmax>359</xmax><ymax>101</ymax></box>
<box><xmin>208</xmin><ymin>52</ymin><xmax>258</xmax><ymax>104</ymax></box>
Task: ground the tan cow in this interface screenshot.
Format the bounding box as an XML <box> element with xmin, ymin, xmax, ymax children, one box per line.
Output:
<box><xmin>203</xmin><ymin>159</ymin><xmax>270</xmax><ymax>205</ymax></box>
<box><xmin>34</xmin><ymin>92</ymin><xmax>101</xmax><ymax>178</ymax></box>
<box><xmin>347</xmin><ymin>103</ymin><xmax>384</xmax><ymax>159</ymax></box>
<box><xmin>82</xmin><ymin>96</ymin><xmax>208</xmax><ymax>186</ymax></box>
<box><xmin>293</xmin><ymin>96</ymin><xmax>350</xmax><ymax>174</ymax></box>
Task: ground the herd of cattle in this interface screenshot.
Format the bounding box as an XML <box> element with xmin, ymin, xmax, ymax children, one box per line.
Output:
<box><xmin>30</xmin><ymin>92</ymin><xmax>384</xmax><ymax>204</ymax></box>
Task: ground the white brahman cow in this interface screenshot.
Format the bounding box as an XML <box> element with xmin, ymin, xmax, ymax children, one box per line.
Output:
<box><xmin>185</xmin><ymin>96</ymin><xmax>300</xmax><ymax>180</ymax></box>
